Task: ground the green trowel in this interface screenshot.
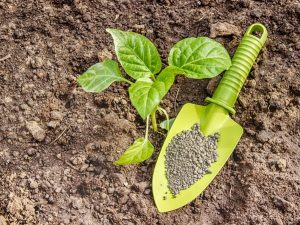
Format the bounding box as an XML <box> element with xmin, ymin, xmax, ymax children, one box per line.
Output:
<box><xmin>152</xmin><ymin>23</ymin><xmax>268</xmax><ymax>212</ymax></box>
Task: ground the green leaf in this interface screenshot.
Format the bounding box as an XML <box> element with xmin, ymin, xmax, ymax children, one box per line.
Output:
<box><xmin>168</xmin><ymin>37</ymin><xmax>231</xmax><ymax>79</ymax></box>
<box><xmin>159</xmin><ymin>118</ymin><xmax>176</xmax><ymax>131</ymax></box>
<box><xmin>107</xmin><ymin>28</ymin><xmax>162</xmax><ymax>79</ymax></box>
<box><xmin>129</xmin><ymin>66</ymin><xmax>179</xmax><ymax>119</ymax></box>
<box><xmin>114</xmin><ymin>138</ymin><xmax>154</xmax><ymax>165</ymax></box>
<box><xmin>129</xmin><ymin>78</ymin><xmax>164</xmax><ymax>120</ymax></box>
<box><xmin>77</xmin><ymin>60</ymin><xmax>124</xmax><ymax>93</ymax></box>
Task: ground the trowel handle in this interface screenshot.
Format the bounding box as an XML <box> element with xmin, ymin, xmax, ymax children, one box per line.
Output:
<box><xmin>206</xmin><ymin>23</ymin><xmax>268</xmax><ymax>114</ymax></box>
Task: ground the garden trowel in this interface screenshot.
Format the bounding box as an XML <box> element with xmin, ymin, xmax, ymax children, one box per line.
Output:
<box><xmin>153</xmin><ymin>23</ymin><xmax>268</xmax><ymax>212</ymax></box>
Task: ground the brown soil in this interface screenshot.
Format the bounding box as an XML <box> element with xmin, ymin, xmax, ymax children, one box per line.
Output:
<box><xmin>0</xmin><ymin>0</ymin><xmax>299</xmax><ymax>224</ymax></box>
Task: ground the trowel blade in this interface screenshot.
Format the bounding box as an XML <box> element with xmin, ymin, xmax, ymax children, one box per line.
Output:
<box><xmin>152</xmin><ymin>103</ymin><xmax>243</xmax><ymax>212</ymax></box>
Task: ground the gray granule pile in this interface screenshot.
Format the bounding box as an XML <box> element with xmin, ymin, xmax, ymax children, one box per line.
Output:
<box><xmin>165</xmin><ymin>123</ymin><xmax>219</xmax><ymax>195</ymax></box>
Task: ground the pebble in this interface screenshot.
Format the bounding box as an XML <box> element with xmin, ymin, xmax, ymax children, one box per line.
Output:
<box><xmin>12</xmin><ymin>151</ymin><xmax>19</xmax><ymax>157</ymax></box>
<box><xmin>276</xmin><ymin>159</ymin><xmax>287</xmax><ymax>171</ymax></box>
<box><xmin>256</xmin><ymin>130</ymin><xmax>273</xmax><ymax>143</ymax></box>
<box><xmin>26</xmin><ymin>121</ymin><xmax>46</xmax><ymax>141</ymax></box>
<box><xmin>250</xmin><ymin>10</ymin><xmax>262</xmax><ymax>18</ymax></box>
<box><xmin>29</xmin><ymin>179</ymin><xmax>39</xmax><ymax>189</ymax></box>
<box><xmin>165</xmin><ymin>123</ymin><xmax>219</xmax><ymax>195</ymax></box>
<box><xmin>31</xmin><ymin>56</ymin><xmax>44</xmax><ymax>69</ymax></box>
<box><xmin>108</xmin><ymin>187</ymin><xmax>114</xmax><ymax>194</ymax></box>
<box><xmin>47</xmin><ymin>121</ymin><xmax>59</xmax><ymax>128</ymax></box>
<box><xmin>50</xmin><ymin>111</ymin><xmax>64</xmax><ymax>121</ymax></box>
<box><xmin>247</xmin><ymin>79</ymin><xmax>256</xmax><ymax>88</ymax></box>
<box><xmin>70</xmin><ymin>155</ymin><xmax>86</xmax><ymax>165</ymax></box>
<box><xmin>135</xmin><ymin>181</ymin><xmax>149</xmax><ymax>193</ymax></box>
<box><xmin>210</xmin><ymin>22</ymin><xmax>241</xmax><ymax>38</ymax></box>
<box><xmin>144</xmin><ymin>189</ymin><xmax>151</xmax><ymax>195</ymax></box>
<box><xmin>100</xmin><ymin>193</ymin><xmax>107</xmax><ymax>199</ymax></box>
<box><xmin>27</xmin><ymin>148</ymin><xmax>36</xmax><ymax>156</ymax></box>
<box><xmin>119</xmin><ymin>196</ymin><xmax>129</xmax><ymax>204</ymax></box>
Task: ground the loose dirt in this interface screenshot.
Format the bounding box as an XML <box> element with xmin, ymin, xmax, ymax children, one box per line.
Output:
<box><xmin>0</xmin><ymin>0</ymin><xmax>299</xmax><ymax>224</ymax></box>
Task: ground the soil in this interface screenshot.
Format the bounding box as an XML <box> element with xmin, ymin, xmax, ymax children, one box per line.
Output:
<box><xmin>0</xmin><ymin>0</ymin><xmax>299</xmax><ymax>225</ymax></box>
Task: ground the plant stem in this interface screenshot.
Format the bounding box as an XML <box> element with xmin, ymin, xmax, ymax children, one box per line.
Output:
<box><xmin>150</xmin><ymin>74</ymin><xmax>156</xmax><ymax>81</ymax></box>
<box><xmin>122</xmin><ymin>78</ymin><xmax>134</xmax><ymax>85</ymax></box>
<box><xmin>151</xmin><ymin>110</ymin><xmax>158</xmax><ymax>132</ymax></box>
<box><xmin>158</xmin><ymin>106</ymin><xmax>170</xmax><ymax>131</ymax></box>
<box><xmin>145</xmin><ymin>116</ymin><xmax>150</xmax><ymax>139</ymax></box>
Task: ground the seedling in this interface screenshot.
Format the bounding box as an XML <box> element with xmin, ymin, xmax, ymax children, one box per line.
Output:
<box><xmin>77</xmin><ymin>29</ymin><xmax>231</xmax><ymax>165</ymax></box>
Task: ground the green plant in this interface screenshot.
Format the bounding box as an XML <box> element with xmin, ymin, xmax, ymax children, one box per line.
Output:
<box><xmin>77</xmin><ymin>29</ymin><xmax>231</xmax><ymax>165</ymax></box>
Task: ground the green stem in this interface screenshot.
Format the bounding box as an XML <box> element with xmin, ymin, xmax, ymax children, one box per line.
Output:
<box><xmin>121</xmin><ymin>78</ymin><xmax>134</xmax><ymax>85</ymax></box>
<box><xmin>158</xmin><ymin>106</ymin><xmax>170</xmax><ymax>131</ymax></box>
<box><xmin>145</xmin><ymin>116</ymin><xmax>150</xmax><ymax>139</ymax></box>
<box><xmin>150</xmin><ymin>74</ymin><xmax>156</xmax><ymax>81</ymax></box>
<box><xmin>151</xmin><ymin>110</ymin><xmax>158</xmax><ymax>132</ymax></box>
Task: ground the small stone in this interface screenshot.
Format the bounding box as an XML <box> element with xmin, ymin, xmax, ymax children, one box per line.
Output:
<box><xmin>27</xmin><ymin>148</ymin><xmax>36</xmax><ymax>156</ymax></box>
<box><xmin>112</xmin><ymin>173</ymin><xmax>127</xmax><ymax>185</ymax></box>
<box><xmin>80</xmin><ymin>164</ymin><xmax>89</xmax><ymax>172</ymax></box>
<box><xmin>47</xmin><ymin>121</ymin><xmax>60</xmax><ymax>128</ymax></box>
<box><xmin>256</xmin><ymin>130</ymin><xmax>273</xmax><ymax>143</ymax></box>
<box><xmin>29</xmin><ymin>179</ymin><xmax>39</xmax><ymax>189</ymax></box>
<box><xmin>26</xmin><ymin>121</ymin><xmax>46</xmax><ymax>141</ymax></box>
<box><xmin>50</xmin><ymin>111</ymin><xmax>64</xmax><ymax>121</ymax></box>
<box><xmin>31</xmin><ymin>56</ymin><xmax>44</xmax><ymax>69</ymax></box>
<box><xmin>119</xmin><ymin>196</ymin><xmax>129</xmax><ymax>204</ymax></box>
<box><xmin>70</xmin><ymin>197</ymin><xmax>83</xmax><ymax>210</ymax></box>
<box><xmin>135</xmin><ymin>181</ymin><xmax>149</xmax><ymax>193</ymax></box>
<box><xmin>56</xmin><ymin>153</ymin><xmax>62</xmax><ymax>159</ymax></box>
<box><xmin>100</xmin><ymin>193</ymin><xmax>107</xmax><ymax>199</ymax></box>
<box><xmin>4</xmin><ymin>97</ymin><xmax>12</xmax><ymax>104</ymax></box>
<box><xmin>144</xmin><ymin>189</ymin><xmax>151</xmax><ymax>195</ymax></box>
<box><xmin>238</xmin><ymin>95</ymin><xmax>247</xmax><ymax>108</ymax></box>
<box><xmin>210</xmin><ymin>22</ymin><xmax>241</xmax><ymax>38</ymax></box>
<box><xmin>12</xmin><ymin>151</ymin><xmax>19</xmax><ymax>157</ymax></box>
<box><xmin>19</xmin><ymin>172</ymin><xmax>27</xmax><ymax>179</ymax></box>
<box><xmin>250</xmin><ymin>10</ymin><xmax>262</xmax><ymax>18</ymax></box>
<box><xmin>247</xmin><ymin>79</ymin><xmax>256</xmax><ymax>88</ymax></box>
<box><xmin>70</xmin><ymin>155</ymin><xmax>86</xmax><ymax>165</ymax></box>
<box><xmin>276</xmin><ymin>159</ymin><xmax>287</xmax><ymax>171</ymax></box>
<box><xmin>108</xmin><ymin>187</ymin><xmax>114</xmax><ymax>194</ymax></box>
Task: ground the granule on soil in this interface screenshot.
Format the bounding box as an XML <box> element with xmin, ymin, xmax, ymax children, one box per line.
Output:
<box><xmin>165</xmin><ymin>124</ymin><xmax>219</xmax><ymax>195</ymax></box>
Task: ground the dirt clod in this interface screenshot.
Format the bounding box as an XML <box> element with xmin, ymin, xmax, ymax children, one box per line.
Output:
<box><xmin>210</xmin><ymin>22</ymin><xmax>241</xmax><ymax>38</ymax></box>
<box><xmin>25</xmin><ymin>121</ymin><xmax>46</xmax><ymax>142</ymax></box>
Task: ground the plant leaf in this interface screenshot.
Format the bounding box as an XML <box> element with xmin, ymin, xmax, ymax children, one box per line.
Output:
<box><xmin>129</xmin><ymin>66</ymin><xmax>179</xmax><ymax>119</ymax></box>
<box><xmin>114</xmin><ymin>138</ymin><xmax>154</xmax><ymax>165</ymax></box>
<box><xmin>168</xmin><ymin>37</ymin><xmax>231</xmax><ymax>79</ymax></box>
<box><xmin>77</xmin><ymin>60</ymin><xmax>124</xmax><ymax>93</ymax></box>
<box><xmin>129</xmin><ymin>78</ymin><xmax>164</xmax><ymax>119</ymax></box>
<box><xmin>159</xmin><ymin>118</ymin><xmax>176</xmax><ymax>131</ymax></box>
<box><xmin>107</xmin><ymin>28</ymin><xmax>162</xmax><ymax>79</ymax></box>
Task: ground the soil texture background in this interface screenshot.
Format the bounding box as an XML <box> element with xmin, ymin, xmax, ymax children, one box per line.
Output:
<box><xmin>0</xmin><ymin>0</ymin><xmax>299</xmax><ymax>224</ymax></box>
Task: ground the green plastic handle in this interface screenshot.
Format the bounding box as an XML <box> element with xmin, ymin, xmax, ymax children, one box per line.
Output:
<box><xmin>206</xmin><ymin>23</ymin><xmax>268</xmax><ymax>114</ymax></box>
